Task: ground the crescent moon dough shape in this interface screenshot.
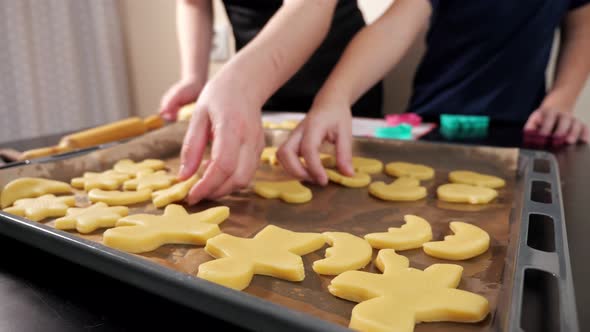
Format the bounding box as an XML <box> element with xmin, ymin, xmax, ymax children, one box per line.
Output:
<box><xmin>385</xmin><ymin>162</ymin><xmax>435</xmax><ymax>180</ymax></box>
<box><xmin>369</xmin><ymin>177</ymin><xmax>427</xmax><ymax>201</ymax></box>
<box><xmin>365</xmin><ymin>215</ymin><xmax>433</xmax><ymax>250</ymax></box>
<box><xmin>253</xmin><ymin>180</ymin><xmax>312</xmax><ymax>204</ymax></box>
<box><xmin>1</xmin><ymin>177</ymin><xmax>72</xmax><ymax>209</ymax></box>
<box><xmin>326</xmin><ymin>169</ymin><xmax>371</xmax><ymax>188</ymax></box>
<box><xmin>437</xmin><ymin>184</ymin><xmax>498</xmax><ymax>204</ymax></box>
<box><xmin>448</xmin><ymin>171</ymin><xmax>506</xmax><ymax>189</ymax></box>
<box><xmin>88</xmin><ymin>188</ymin><xmax>152</xmax><ymax>206</ymax></box>
<box><xmin>352</xmin><ymin>157</ymin><xmax>383</xmax><ymax>174</ymax></box>
<box><xmin>423</xmin><ymin>222</ymin><xmax>490</xmax><ymax>260</ymax></box>
<box><xmin>313</xmin><ymin>232</ymin><xmax>373</xmax><ymax>275</ymax></box>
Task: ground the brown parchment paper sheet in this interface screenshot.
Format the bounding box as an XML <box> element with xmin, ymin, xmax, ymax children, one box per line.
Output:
<box><xmin>0</xmin><ymin>122</ymin><xmax>521</xmax><ymax>331</ymax></box>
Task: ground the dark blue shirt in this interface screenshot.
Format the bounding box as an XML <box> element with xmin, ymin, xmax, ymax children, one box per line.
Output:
<box><xmin>409</xmin><ymin>0</ymin><xmax>590</xmax><ymax>124</ymax></box>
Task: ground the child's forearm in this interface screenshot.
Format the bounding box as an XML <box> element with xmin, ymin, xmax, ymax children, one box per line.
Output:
<box><xmin>542</xmin><ymin>4</ymin><xmax>590</xmax><ymax>111</ymax></box>
<box><xmin>177</xmin><ymin>0</ymin><xmax>213</xmax><ymax>83</ymax></box>
<box><xmin>314</xmin><ymin>0</ymin><xmax>432</xmax><ymax>107</ymax></box>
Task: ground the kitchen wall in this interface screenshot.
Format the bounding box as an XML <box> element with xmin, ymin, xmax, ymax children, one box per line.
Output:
<box><xmin>120</xmin><ymin>0</ymin><xmax>590</xmax><ymax>124</ymax></box>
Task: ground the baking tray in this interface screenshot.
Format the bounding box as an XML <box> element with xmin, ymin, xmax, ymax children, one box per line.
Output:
<box><xmin>0</xmin><ymin>123</ymin><xmax>578</xmax><ymax>331</ymax></box>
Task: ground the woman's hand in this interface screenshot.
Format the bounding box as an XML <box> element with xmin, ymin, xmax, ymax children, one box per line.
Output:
<box><xmin>524</xmin><ymin>106</ymin><xmax>589</xmax><ymax>144</ymax></box>
<box><xmin>277</xmin><ymin>100</ymin><xmax>354</xmax><ymax>185</ymax></box>
<box><xmin>159</xmin><ymin>78</ymin><xmax>205</xmax><ymax>122</ymax></box>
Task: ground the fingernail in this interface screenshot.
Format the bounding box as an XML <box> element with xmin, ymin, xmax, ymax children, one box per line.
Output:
<box><xmin>178</xmin><ymin>164</ymin><xmax>187</xmax><ymax>179</ymax></box>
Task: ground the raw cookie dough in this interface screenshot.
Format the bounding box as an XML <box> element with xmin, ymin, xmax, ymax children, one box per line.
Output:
<box><xmin>103</xmin><ymin>204</ymin><xmax>229</xmax><ymax>253</ymax></box>
<box><xmin>123</xmin><ymin>170</ymin><xmax>176</xmax><ymax>191</ymax></box>
<box><xmin>449</xmin><ymin>170</ymin><xmax>506</xmax><ymax>189</ymax></box>
<box><xmin>1</xmin><ymin>177</ymin><xmax>72</xmax><ymax>208</ymax></box>
<box><xmin>369</xmin><ymin>177</ymin><xmax>427</xmax><ymax>201</ymax></box>
<box><xmin>313</xmin><ymin>232</ymin><xmax>372</xmax><ymax>275</ymax></box>
<box><xmin>3</xmin><ymin>194</ymin><xmax>76</xmax><ymax>222</ymax></box>
<box><xmin>437</xmin><ymin>183</ymin><xmax>498</xmax><ymax>204</ymax></box>
<box><xmin>253</xmin><ymin>180</ymin><xmax>312</xmax><ymax>204</ymax></box>
<box><xmin>198</xmin><ymin>225</ymin><xmax>325</xmax><ymax>290</ymax></box>
<box><xmin>365</xmin><ymin>215</ymin><xmax>433</xmax><ymax>250</ymax></box>
<box><xmin>261</xmin><ymin>147</ymin><xmax>335</xmax><ymax>168</ymax></box>
<box><xmin>352</xmin><ymin>157</ymin><xmax>383</xmax><ymax>174</ymax></box>
<box><xmin>54</xmin><ymin>202</ymin><xmax>129</xmax><ymax>234</ymax></box>
<box><xmin>152</xmin><ymin>174</ymin><xmax>199</xmax><ymax>208</ymax></box>
<box><xmin>71</xmin><ymin>171</ymin><xmax>130</xmax><ymax>191</ymax></box>
<box><xmin>329</xmin><ymin>249</ymin><xmax>489</xmax><ymax>332</ymax></box>
<box><xmin>385</xmin><ymin>162</ymin><xmax>435</xmax><ymax>180</ymax></box>
<box><xmin>326</xmin><ymin>169</ymin><xmax>371</xmax><ymax>188</ymax></box>
<box><xmin>423</xmin><ymin>222</ymin><xmax>490</xmax><ymax>260</ymax></box>
<box><xmin>263</xmin><ymin>120</ymin><xmax>300</xmax><ymax>130</ymax></box>
<box><xmin>113</xmin><ymin>159</ymin><xmax>166</xmax><ymax>177</ymax></box>
<box><xmin>88</xmin><ymin>188</ymin><xmax>152</xmax><ymax>206</ymax></box>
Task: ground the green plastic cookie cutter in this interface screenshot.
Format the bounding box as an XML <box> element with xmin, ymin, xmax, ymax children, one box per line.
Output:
<box><xmin>374</xmin><ymin>124</ymin><xmax>413</xmax><ymax>140</ymax></box>
<box><xmin>440</xmin><ymin>114</ymin><xmax>489</xmax><ymax>139</ymax></box>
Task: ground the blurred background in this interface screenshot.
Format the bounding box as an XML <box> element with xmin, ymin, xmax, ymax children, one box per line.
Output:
<box><xmin>1</xmin><ymin>0</ymin><xmax>589</xmax><ymax>143</ymax></box>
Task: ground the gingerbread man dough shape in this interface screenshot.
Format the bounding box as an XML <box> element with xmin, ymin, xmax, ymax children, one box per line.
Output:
<box><xmin>313</xmin><ymin>232</ymin><xmax>373</xmax><ymax>275</ymax></box>
<box><xmin>423</xmin><ymin>222</ymin><xmax>490</xmax><ymax>260</ymax></box>
<box><xmin>329</xmin><ymin>249</ymin><xmax>489</xmax><ymax>332</ymax></box>
<box><xmin>71</xmin><ymin>171</ymin><xmax>130</xmax><ymax>191</ymax></box>
<box><xmin>385</xmin><ymin>162</ymin><xmax>435</xmax><ymax>180</ymax></box>
<box><xmin>54</xmin><ymin>202</ymin><xmax>129</xmax><ymax>234</ymax></box>
<box><xmin>1</xmin><ymin>177</ymin><xmax>72</xmax><ymax>208</ymax></box>
<box><xmin>437</xmin><ymin>183</ymin><xmax>498</xmax><ymax>204</ymax></box>
<box><xmin>113</xmin><ymin>159</ymin><xmax>166</xmax><ymax>177</ymax></box>
<box><xmin>152</xmin><ymin>174</ymin><xmax>199</xmax><ymax>208</ymax></box>
<box><xmin>253</xmin><ymin>180</ymin><xmax>312</xmax><ymax>204</ymax></box>
<box><xmin>103</xmin><ymin>204</ymin><xmax>229</xmax><ymax>253</ymax></box>
<box><xmin>123</xmin><ymin>170</ymin><xmax>176</xmax><ymax>191</ymax></box>
<box><xmin>369</xmin><ymin>178</ymin><xmax>427</xmax><ymax>202</ymax></box>
<box><xmin>352</xmin><ymin>157</ymin><xmax>383</xmax><ymax>174</ymax></box>
<box><xmin>198</xmin><ymin>225</ymin><xmax>325</xmax><ymax>290</ymax></box>
<box><xmin>326</xmin><ymin>169</ymin><xmax>371</xmax><ymax>188</ymax></box>
<box><xmin>88</xmin><ymin>188</ymin><xmax>152</xmax><ymax>206</ymax></box>
<box><xmin>4</xmin><ymin>194</ymin><xmax>76</xmax><ymax>222</ymax></box>
<box><xmin>365</xmin><ymin>215</ymin><xmax>433</xmax><ymax>250</ymax></box>
<box><xmin>449</xmin><ymin>170</ymin><xmax>506</xmax><ymax>189</ymax></box>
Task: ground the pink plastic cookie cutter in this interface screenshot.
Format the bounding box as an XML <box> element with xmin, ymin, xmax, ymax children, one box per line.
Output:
<box><xmin>385</xmin><ymin>113</ymin><xmax>422</xmax><ymax>127</ymax></box>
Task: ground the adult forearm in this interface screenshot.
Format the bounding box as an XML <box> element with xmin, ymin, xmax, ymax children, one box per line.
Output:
<box><xmin>543</xmin><ymin>5</ymin><xmax>590</xmax><ymax>110</ymax></box>
<box><xmin>177</xmin><ymin>0</ymin><xmax>213</xmax><ymax>82</ymax></box>
<box><xmin>315</xmin><ymin>0</ymin><xmax>431</xmax><ymax>106</ymax></box>
<box><xmin>211</xmin><ymin>0</ymin><xmax>338</xmax><ymax>107</ymax></box>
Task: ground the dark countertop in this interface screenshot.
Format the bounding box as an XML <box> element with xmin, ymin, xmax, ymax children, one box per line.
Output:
<box><xmin>0</xmin><ymin>125</ymin><xmax>588</xmax><ymax>331</ymax></box>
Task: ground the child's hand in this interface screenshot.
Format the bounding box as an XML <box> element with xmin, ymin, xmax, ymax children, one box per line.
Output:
<box><xmin>524</xmin><ymin>107</ymin><xmax>589</xmax><ymax>144</ymax></box>
<box><xmin>159</xmin><ymin>78</ymin><xmax>205</xmax><ymax>121</ymax></box>
<box><xmin>277</xmin><ymin>101</ymin><xmax>354</xmax><ymax>185</ymax></box>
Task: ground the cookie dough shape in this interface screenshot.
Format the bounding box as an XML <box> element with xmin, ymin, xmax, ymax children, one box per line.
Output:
<box><xmin>313</xmin><ymin>232</ymin><xmax>373</xmax><ymax>275</ymax></box>
<box><xmin>260</xmin><ymin>147</ymin><xmax>279</xmax><ymax>164</ymax></box>
<box><xmin>329</xmin><ymin>249</ymin><xmax>489</xmax><ymax>332</ymax></box>
<box><xmin>113</xmin><ymin>159</ymin><xmax>166</xmax><ymax>177</ymax></box>
<box><xmin>54</xmin><ymin>202</ymin><xmax>129</xmax><ymax>234</ymax></box>
<box><xmin>423</xmin><ymin>222</ymin><xmax>490</xmax><ymax>260</ymax></box>
<box><xmin>326</xmin><ymin>169</ymin><xmax>371</xmax><ymax>188</ymax></box>
<box><xmin>253</xmin><ymin>180</ymin><xmax>312</xmax><ymax>204</ymax></box>
<box><xmin>88</xmin><ymin>188</ymin><xmax>152</xmax><ymax>206</ymax></box>
<box><xmin>1</xmin><ymin>178</ymin><xmax>72</xmax><ymax>208</ymax></box>
<box><xmin>3</xmin><ymin>194</ymin><xmax>76</xmax><ymax>222</ymax></box>
<box><xmin>198</xmin><ymin>225</ymin><xmax>325</xmax><ymax>290</ymax></box>
<box><xmin>437</xmin><ymin>183</ymin><xmax>498</xmax><ymax>204</ymax></box>
<box><xmin>71</xmin><ymin>171</ymin><xmax>130</xmax><ymax>191</ymax></box>
<box><xmin>103</xmin><ymin>204</ymin><xmax>229</xmax><ymax>253</ymax></box>
<box><xmin>449</xmin><ymin>170</ymin><xmax>506</xmax><ymax>189</ymax></box>
<box><xmin>385</xmin><ymin>162</ymin><xmax>434</xmax><ymax>180</ymax></box>
<box><xmin>365</xmin><ymin>215</ymin><xmax>433</xmax><ymax>250</ymax></box>
<box><xmin>369</xmin><ymin>177</ymin><xmax>427</xmax><ymax>201</ymax></box>
<box><xmin>352</xmin><ymin>157</ymin><xmax>383</xmax><ymax>174</ymax></box>
<box><xmin>123</xmin><ymin>170</ymin><xmax>176</xmax><ymax>191</ymax></box>
<box><xmin>152</xmin><ymin>174</ymin><xmax>199</xmax><ymax>208</ymax></box>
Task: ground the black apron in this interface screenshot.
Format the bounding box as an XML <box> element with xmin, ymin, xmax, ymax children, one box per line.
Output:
<box><xmin>222</xmin><ymin>0</ymin><xmax>383</xmax><ymax>118</ymax></box>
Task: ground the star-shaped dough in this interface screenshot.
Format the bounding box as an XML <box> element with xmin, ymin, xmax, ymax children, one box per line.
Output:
<box><xmin>71</xmin><ymin>171</ymin><xmax>130</xmax><ymax>191</ymax></box>
<box><xmin>102</xmin><ymin>204</ymin><xmax>229</xmax><ymax>253</ymax></box>
<box><xmin>54</xmin><ymin>202</ymin><xmax>129</xmax><ymax>234</ymax></box>
<box><xmin>113</xmin><ymin>159</ymin><xmax>166</xmax><ymax>177</ymax></box>
<box><xmin>329</xmin><ymin>249</ymin><xmax>489</xmax><ymax>332</ymax></box>
<box><xmin>123</xmin><ymin>170</ymin><xmax>176</xmax><ymax>191</ymax></box>
<box><xmin>198</xmin><ymin>225</ymin><xmax>325</xmax><ymax>290</ymax></box>
<box><xmin>3</xmin><ymin>194</ymin><xmax>76</xmax><ymax>222</ymax></box>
